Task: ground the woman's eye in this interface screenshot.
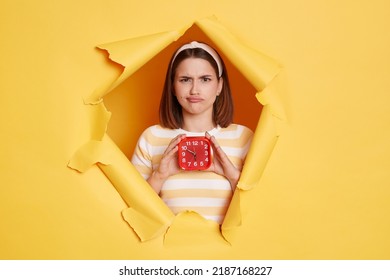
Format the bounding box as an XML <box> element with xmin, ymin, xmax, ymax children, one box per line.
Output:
<box><xmin>201</xmin><ymin>77</ymin><xmax>211</xmax><ymax>82</ymax></box>
<box><xmin>179</xmin><ymin>78</ymin><xmax>190</xmax><ymax>83</ymax></box>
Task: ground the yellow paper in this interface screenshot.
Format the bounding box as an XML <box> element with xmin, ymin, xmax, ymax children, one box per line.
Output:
<box><xmin>3</xmin><ymin>0</ymin><xmax>390</xmax><ymax>259</ymax></box>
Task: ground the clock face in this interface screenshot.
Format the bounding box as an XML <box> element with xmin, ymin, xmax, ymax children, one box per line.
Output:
<box><xmin>178</xmin><ymin>136</ymin><xmax>211</xmax><ymax>171</ymax></box>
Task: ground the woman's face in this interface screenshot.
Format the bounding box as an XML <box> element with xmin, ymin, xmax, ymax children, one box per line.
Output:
<box><xmin>173</xmin><ymin>57</ymin><xmax>223</xmax><ymax>119</ymax></box>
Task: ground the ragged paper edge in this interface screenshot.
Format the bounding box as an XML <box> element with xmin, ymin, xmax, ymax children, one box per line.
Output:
<box><xmin>195</xmin><ymin>17</ymin><xmax>282</xmax><ymax>90</ymax></box>
<box><xmin>84</xmin><ymin>28</ymin><xmax>189</xmax><ymax>105</ymax></box>
<box><xmin>68</xmin><ymin>16</ymin><xmax>285</xmax><ymax>244</ymax></box>
<box><xmin>221</xmin><ymin>105</ymin><xmax>281</xmax><ymax>242</ymax></box>
<box><xmin>164</xmin><ymin>211</ymin><xmax>228</xmax><ymax>247</ymax></box>
<box><xmin>69</xmin><ymin>135</ymin><xmax>175</xmax><ymax>242</ymax></box>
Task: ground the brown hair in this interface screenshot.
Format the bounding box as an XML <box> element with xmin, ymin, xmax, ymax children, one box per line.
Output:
<box><xmin>159</xmin><ymin>43</ymin><xmax>234</xmax><ymax>129</ymax></box>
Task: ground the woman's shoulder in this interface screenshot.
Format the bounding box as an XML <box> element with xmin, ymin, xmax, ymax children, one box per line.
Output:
<box><xmin>219</xmin><ymin>124</ymin><xmax>254</xmax><ymax>138</ymax></box>
<box><xmin>139</xmin><ymin>124</ymin><xmax>178</xmax><ymax>140</ymax></box>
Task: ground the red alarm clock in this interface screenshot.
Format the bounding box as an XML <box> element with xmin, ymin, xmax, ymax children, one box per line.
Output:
<box><xmin>178</xmin><ymin>136</ymin><xmax>211</xmax><ymax>171</ymax></box>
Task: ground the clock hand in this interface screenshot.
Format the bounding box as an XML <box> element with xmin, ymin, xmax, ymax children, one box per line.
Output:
<box><xmin>186</xmin><ymin>148</ymin><xmax>197</xmax><ymax>160</ymax></box>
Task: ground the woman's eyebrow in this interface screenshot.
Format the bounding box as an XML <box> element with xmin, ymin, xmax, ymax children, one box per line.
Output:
<box><xmin>176</xmin><ymin>74</ymin><xmax>214</xmax><ymax>78</ymax></box>
<box><xmin>176</xmin><ymin>75</ymin><xmax>192</xmax><ymax>79</ymax></box>
<box><xmin>196</xmin><ymin>74</ymin><xmax>214</xmax><ymax>79</ymax></box>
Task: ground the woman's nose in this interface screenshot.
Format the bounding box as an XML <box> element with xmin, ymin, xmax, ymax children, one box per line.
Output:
<box><xmin>190</xmin><ymin>80</ymin><xmax>199</xmax><ymax>94</ymax></box>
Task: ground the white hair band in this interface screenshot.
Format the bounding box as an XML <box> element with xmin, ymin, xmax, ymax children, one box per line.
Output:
<box><xmin>171</xmin><ymin>41</ymin><xmax>223</xmax><ymax>77</ymax></box>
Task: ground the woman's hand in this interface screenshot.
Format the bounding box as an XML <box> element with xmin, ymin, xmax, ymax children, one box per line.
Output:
<box><xmin>147</xmin><ymin>134</ymin><xmax>186</xmax><ymax>193</ymax></box>
<box><xmin>205</xmin><ymin>132</ymin><xmax>240</xmax><ymax>191</ymax></box>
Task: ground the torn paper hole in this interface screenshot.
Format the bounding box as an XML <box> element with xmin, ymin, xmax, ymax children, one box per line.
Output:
<box><xmin>68</xmin><ymin>16</ymin><xmax>284</xmax><ymax>245</ymax></box>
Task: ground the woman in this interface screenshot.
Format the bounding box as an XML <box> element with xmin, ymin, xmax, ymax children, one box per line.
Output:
<box><xmin>131</xmin><ymin>41</ymin><xmax>253</xmax><ymax>224</ymax></box>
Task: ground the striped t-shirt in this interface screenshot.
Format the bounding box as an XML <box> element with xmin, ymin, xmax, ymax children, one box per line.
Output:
<box><xmin>131</xmin><ymin>124</ymin><xmax>253</xmax><ymax>224</ymax></box>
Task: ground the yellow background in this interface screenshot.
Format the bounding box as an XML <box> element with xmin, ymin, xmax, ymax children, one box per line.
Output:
<box><xmin>1</xmin><ymin>0</ymin><xmax>389</xmax><ymax>259</ymax></box>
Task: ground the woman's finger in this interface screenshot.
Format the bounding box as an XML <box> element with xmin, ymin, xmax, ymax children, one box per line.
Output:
<box><xmin>164</xmin><ymin>134</ymin><xmax>185</xmax><ymax>156</ymax></box>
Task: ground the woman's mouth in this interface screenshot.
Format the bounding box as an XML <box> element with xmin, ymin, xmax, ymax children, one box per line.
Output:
<box><xmin>187</xmin><ymin>97</ymin><xmax>203</xmax><ymax>103</ymax></box>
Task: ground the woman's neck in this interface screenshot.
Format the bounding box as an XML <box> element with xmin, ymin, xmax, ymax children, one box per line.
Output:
<box><xmin>181</xmin><ymin>113</ymin><xmax>215</xmax><ymax>132</ymax></box>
